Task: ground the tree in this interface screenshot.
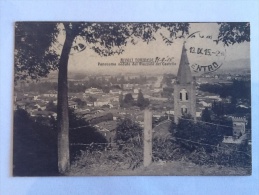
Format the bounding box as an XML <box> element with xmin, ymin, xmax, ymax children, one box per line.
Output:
<box><xmin>119</xmin><ymin>93</ymin><xmax>124</xmax><ymax>108</ymax></box>
<box><xmin>124</xmin><ymin>93</ymin><xmax>134</xmax><ymax>105</ymax></box>
<box><xmin>175</xmin><ymin>115</ymin><xmax>224</xmax><ymax>153</ymax></box>
<box><xmin>115</xmin><ymin>118</ymin><xmax>143</xmax><ymax>144</ymax></box>
<box><xmin>137</xmin><ymin>90</ymin><xmax>145</xmax><ymax>107</ymax></box>
<box><xmin>46</xmin><ymin>101</ymin><xmax>57</xmax><ymax>112</ymax></box>
<box><xmin>137</xmin><ymin>89</ymin><xmax>150</xmax><ymax>109</ymax></box>
<box><xmin>201</xmin><ymin>107</ymin><xmax>211</xmax><ymax>122</ymax></box>
<box><xmin>217</xmin><ymin>22</ymin><xmax>250</xmax><ymax>46</ymax></box>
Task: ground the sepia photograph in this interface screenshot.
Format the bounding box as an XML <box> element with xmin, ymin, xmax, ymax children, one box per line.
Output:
<box><xmin>13</xmin><ymin>22</ymin><xmax>251</xmax><ymax>176</ymax></box>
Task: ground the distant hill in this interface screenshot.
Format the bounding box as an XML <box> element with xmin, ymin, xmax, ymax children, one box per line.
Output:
<box><xmin>221</xmin><ymin>58</ymin><xmax>250</xmax><ymax>70</ymax></box>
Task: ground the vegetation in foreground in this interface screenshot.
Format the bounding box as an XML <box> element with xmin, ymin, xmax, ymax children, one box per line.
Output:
<box><xmin>13</xmin><ymin>108</ymin><xmax>251</xmax><ymax>176</ymax></box>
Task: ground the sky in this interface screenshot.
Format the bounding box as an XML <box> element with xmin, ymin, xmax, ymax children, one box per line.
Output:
<box><xmin>61</xmin><ymin>22</ymin><xmax>250</xmax><ymax>75</ymax></box>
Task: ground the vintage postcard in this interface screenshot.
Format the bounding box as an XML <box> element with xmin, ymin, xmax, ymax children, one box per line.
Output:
<box><xmin>13</xmin><ymin>22</ymin><xmax>251</xmax><ymax>176</ymax></box>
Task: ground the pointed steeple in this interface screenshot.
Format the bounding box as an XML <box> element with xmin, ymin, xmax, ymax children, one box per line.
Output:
<box><xmin>177</xmin><ymin>42</ymin><xmax>193</xmax><ymax>84</ymax></box>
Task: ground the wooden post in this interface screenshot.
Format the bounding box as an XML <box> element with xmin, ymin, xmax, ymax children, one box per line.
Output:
<box><xmin>144</xmin><ymin>109</ymin><xmax>152</xmax><ymax>167</ymax></box>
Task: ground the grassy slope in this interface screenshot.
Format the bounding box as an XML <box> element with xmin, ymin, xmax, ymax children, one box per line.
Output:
<box><xmin>66</xmin><ymin>160</ymin><xmax>251</xmax><ymax>176</ymax></box>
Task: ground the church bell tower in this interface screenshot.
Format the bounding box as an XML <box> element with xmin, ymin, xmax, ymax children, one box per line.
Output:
<box><xmin>174</xmin><ymin>42</ymin><xmax>196</xmax><ymax>123</ymax></box>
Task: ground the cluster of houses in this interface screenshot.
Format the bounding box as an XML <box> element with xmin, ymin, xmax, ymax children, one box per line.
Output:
<box><xmin>14</xmin><ymin>71</ymin><xmax>250</xmax><ymax>145</ymax></box>
<box><xmin>14</xmin><ymin>91</ymin><xmax>58</xmax><ymax>119</ymax></box>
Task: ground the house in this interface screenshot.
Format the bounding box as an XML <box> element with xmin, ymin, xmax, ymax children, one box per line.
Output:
<box><xmin>93</xmin><ymin>99</ymin><xmax>110</xmax><ymax>107</ymax></box>
<box><xmin>133</xmin><ymin>88</ymin><xmax>140</xmax><ymax>94</ymax></box>
<box><xmin>86</xmin><ymin>102</ymin><xmax>94</xmax><ymax>107</ymax></box>
<box><xmin>110</xmin><ymin>89</ymin><xmax>121</xmax><ymax>95</ymax></box>
<box><xmin>199</xmin><ymin>100</ymin><xmax>212</xmax><ymax>107</ymax></box>
<box><xmin>31</xmin><ymin>110</ymin><xmax>57</xmax><ymax>119</ymax></box>
<box><xmin>26</xmin><ymin>104</ymin><xmax>39</xmax><ymax>114</ymax></box>
<box><xmin>35</xmin><ymin>102</ymin><xmax>46</xmax><ymax>110</ymax></box>
<box><xmin>15</xmin><ymin>102</ymin><xmax>26</xmax><ymax>110</ymax></box>
<box><xmin>43</xmin><ymin>90</ymin><xmax>58</xmax><ymax>98</ymax></box>
<box><xmin>237</xmin><ymin>104</ymin><xmax>250</xmax><ymax>109</ymax></box>
<box><xmin>85</xmin><ymin>87</ymin><xmax>103</xmax><ymax>95</ymax></box>
<box><xmin>222</xmin><ymin>117</ymin><xmax>247</xmax><ymax>144</ymax></box>
<box><xmin>222</xmin><ymin>136</ymin><xmax>243</xmax><ymax>144</ymax></box>
<box><xmin>165</xmin><ymin>110</ymin><xmax>174</xmax><ymax>115</ymax></box>
<box><xmin>68</xmin><ymin>101</ymin><xmax>78</xmax><ymax>109</ymax></box>
<box><xmin>132</xmin><ymin>94</ymin><xmax>138</xmax><ymax>100</ymax></box>
<box><xmin>232</xmin><ymin>117</ymin><xmax>247</xmax><ymax>138</ymax></box>
<box><xmin>227</xmin><ymin>76</ymin><xmax>232</xmax><ymax>80</ymax></box>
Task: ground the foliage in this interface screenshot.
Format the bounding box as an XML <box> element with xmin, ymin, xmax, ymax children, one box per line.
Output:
<box><xmin>72</xmin><ymin>98</ymin><xmax>86</xmax><ymax>108</ymax></box>
<box><xmin>152</xmin><ymin>138</ymin><xmax>180</xmax><ymax>161</ymax></box>
<box><xmin>22</xmin><ymin>81</ymin><xmax>57</xmax><ymax>93</ymax></box>
<box><xmin>14</xmin><ymin>23</ymin><xmax>59</xmax><ymax>82</ymax></box>
<box><xmin>70</xmin><ymin>118</ymin><xmax>145</xmax><ymax>173</ymax></box>
<box><xmin>68</xmin><ymin>82</ymin><xmax>86</xmax><ymax>93</ymax></box>
<box><xmin>124</xmin><ymin>93</ymin><xmax>134</xmax><ymax>105</ymax></box>
<box><xmin>217</xmin><ymin>22</ymin><xmax>250</xmax><ymax>46</ymax></box>
<box><xmin>14</xmin><ymin>22</ymin><xmax>190</xmax><ymax>83</ymax></box>
<box><xmin>70</xmin><ymin>142</ymin><xmax>143</xmax><ymax>173</ymax></box>
<box><xmin>174</xmin><ymin>115</ymin><xmax>224</xmax><ymax>153</ymax></box>
<box><xmin>115</xmin><ymin>118</ymin><xmax>143</xmax><ymax>144</ymax></box>
<box><xmin>137</xmin><ymin>90</ymin><xmax>150</xmax><ymax>109</ymax></box>
<box><xmin>199</xmin><ymin>79</ymin><xmax>251</xmax><ymax>100</ymax></box>
<box><xmin>13</xmin><ymin>108</ymin><xmax>107</xmax><ymax>175</ymax></box>
<box><xmin>46</xmin><ymin>101</ymin><xmax>57</xmax><ymax>112</ymax></box>
<box><xmin>119</xmin><ymin>93</ymin><xmax>124</xmax><ymax>107</ymax></box>
<box><xmin>88</xmin><ymin>113</ymin><xmax>113</xmax><ymax>125</ymax></box>
<box><xmin>201</xmin><ymin>107</ymin><xmax>212</xmax><ymax>122</ymax></box>
<box><xmin>186</xmin><ymin>143</ymin><xmax>251</xmax><ymax>167</ymax></box>
<box><xmin>120</xmin><ymin>93</ymin><xmax>135</xmax><ymax>108</ymax></box>
<box><xmin>13</xmin><ymin>109</ymin><xmax>58</xmax><ymax>176</ymax></box>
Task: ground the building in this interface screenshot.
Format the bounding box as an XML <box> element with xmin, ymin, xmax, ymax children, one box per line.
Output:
<box><xmin>232</xmin><ymin>117</ymin><xmax>247</xmax><ymax>138</ymax></box>
<box><xmin>174</xmin><ymin>42</ymin><xmax>196</xmax><ymax>123</ymax></box>
<box><xmin>93</xmin><ymin>99</ymin><xmax>110</xmax><ymax>107</ymax></box>
<box><xmin>68</xmin><ymin>101</ymin><xmax>78</xmax><ymax>109</ymax></box>
<box><xmin>222</xmin><ymin>117</ymin><xmax>247</xmax><ymax>144</ymax></box>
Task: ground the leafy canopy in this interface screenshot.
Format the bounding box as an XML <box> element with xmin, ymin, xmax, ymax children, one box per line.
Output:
<box><xmin>14</xmin><ymin>22</ymin><xmax>190</xmax><ymax>81</ymax></box>
<box><xmin>217</xmin><ymin>22</ymin><xmax>250</xmax><ymax>46</ymax></box>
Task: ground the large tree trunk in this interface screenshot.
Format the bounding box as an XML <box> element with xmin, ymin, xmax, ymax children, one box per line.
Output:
<box><xmin>57</xmin><ymin>24</ymin><xmax>76</xmax><ymax>174</ymax></box>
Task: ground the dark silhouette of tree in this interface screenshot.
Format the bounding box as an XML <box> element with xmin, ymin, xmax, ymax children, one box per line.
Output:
<box><xmin>13</xmin><ymin>109</ymin><xmax>58</xmax><ymax>176</ymax></box>
<box><xmin>119</xmin><ymin>93</ymin><xmax>124</xmax><ymax>108</ymax></box>
<box><xmin>201</xmin><ymin>107</ymin><xmax>211</xmax><ymax>122</ymax></box>
<box><xmin>68</xmin><ymin>109</ymin><xmax>107</xmax><ymax>161</ymax></box>
<box><xmin>137</xmin><ymin>90</ymin><xmax>145</xmax><ymax>106</ymax></box>
<box><xmin>217</xmin><ymin>22</ymin><xmax>250</xmax><ymax>46</ymax></box>
<box><xmin>14</xmin><ymin>23</ymin><xmax>60</xmax><ymax>82</ymax></box>
<box><xmin>13</xmin><ymin>108</ymin><xmax>106</xmax><ymax>176</ymax></box>
<box><xmin>124</xmin><ymin>93</ymin><xmax>134</xmax><ymax>105</ymax></box>
<box><xmin>137</xmin><ymin>89</ymin><xmax>150</xmax><ymax>109</ymax></box>
<box><xmin>175</xmin><ymin>115</ymin><xmax>224</xmax><ymax>153</ymax></box>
